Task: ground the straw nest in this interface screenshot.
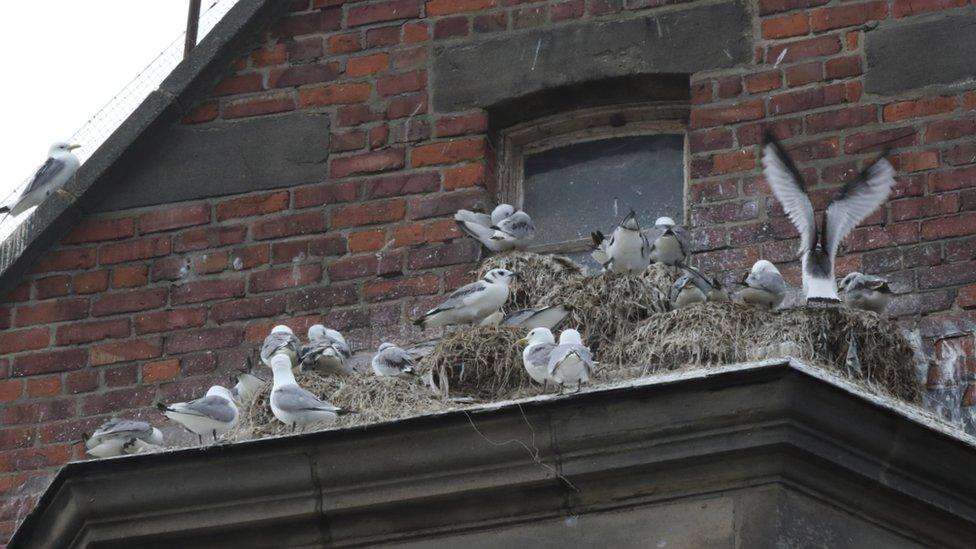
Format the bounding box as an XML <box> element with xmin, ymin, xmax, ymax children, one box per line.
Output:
<box><xmin>478</xmin><ymin>251</ymin><xmax>583</xmax><ymax>310</ymax></box>
<box><xmin>610</xmin><ymin>302</ymin><xmax>919</xmax><ymax>402</ymax></box>
<box><xmin>419</xmin><ymin>325</ymin><xmax>529</xmax><ymax>401</ymax></box>
<box><xmin>225</xmin><ymin>372</ymin><xmax>449</xmax><ymax>441</ymax></box>
<box><xmin>538</xmin><ymin>264</ymin><xmax>675</xmax><ymax>361</ymax></box>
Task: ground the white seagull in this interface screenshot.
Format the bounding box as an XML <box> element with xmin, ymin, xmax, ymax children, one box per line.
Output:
<box><xmin>260</xmin><ymin>325</ymin><xmax>302</xmax><ymax>369</ymax></box>
<box><xmin>371</xmin><ymin>342</ymin><xmax>417</xmax><ymax>377</ymax></box>
<box><xmin>157</xmin><ymin>385</ymin><xmax>239</xmax><ymax>444</ymax></box>
<box><xmin>518</xmin><ymin>327</ymin><xmax>556</xmax><ymax>392</ymax></box>
<box><xmin>682</xmin><ymin>265</ymin><xmax>730</xmax><ymax>303</ymax></box>
<box><xmin>591</xmin><ymin>210</ymin><xmax>651</xmax><ymax>274</ymax></box>
<box><xmin>647</xmin><ymin>216</ymin><xmax>690</xmax><ymax>268</ymax></box>
<box><xmin>669</xmin><ymin>273</ymin><xmax>707</xmax><ymax>310</ymax></box>
<box><xmin>501</xmin><ymin>304</ymin><xmax>573</xmax><ymax>330</ymax></box>
<box><xmin>301</xmin><ymin>324</ymin><xmax>353</xmax><ymax>376</ymax></box>
<box><xmin>762</xmin><ymin>134</ymin><xmax>895</xmax><ymax>303</ymax></box>
<box><xmin>547</xmin><ymin>329</ymin><xmax>596</xmax><ymax>392</ymax></box>
<box><xmin>839</xmin><ymin>272</ymin><xmax>893</xmax><ymax>314</ymax></box>
<box><xmin>1</xmin><ymin>142</ymin><xmax>80</xmax><ymax>219</ymax></box>
<box><xmin>231</xmin><ymin>372</ymin><xmax>266</xmax><ymax>405</ymax></box>
<box><xmin>454</xmin><ymin>204</ymin><xmax>535</xmax><ymax>252</ymax></box>
<box><xmin>85</xmin><ymin>419</ymin><xmax>163</xmax><ymax>458</ymax></box>
<box><xmin>412</xmin><ymin>268</ymin><xmax>517</xmax><ymax>330</ymax></box>
<box><xmin>268</xmin><ymin>354</ymin><xmax>353</xmax><ymax>430</ymax></box>
<box><xmin>738</xmin><ymin>260</ymin><xmax>787</xmax><ymax>310</ymax></box>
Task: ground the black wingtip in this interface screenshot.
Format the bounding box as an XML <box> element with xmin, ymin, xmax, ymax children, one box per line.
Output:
<box><xmin>590</xmin><ymin>231</ymin><xmax>604</xmax><ymax>248</ymax></box>
<box><xmin>337</xmin><ymin>408</ymin><xmax>357</xmax><ymax>416</ymax></box>
<box><xmin>0</xmin><ymin>207</ymin><xmax>8</xmax><ymax>214</ymax></box>
<box><xmin>156</xmin><ymin>402</ymin><xmax>169</xmax><ymax>413</ymax></box>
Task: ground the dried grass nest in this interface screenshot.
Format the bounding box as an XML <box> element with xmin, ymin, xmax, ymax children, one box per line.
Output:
<box><xmin>224</xmin><ymin>371</ymin><xmax>449</xmax><ymax>441</ymax></box>
<box><xmin>419</xmin><ymin>325</ymin><xmax>529</xmax><ymax>401</ymax></box>
<box><xmin>610</xmin><ymin>302</ymin><xmax>920</xmax><ymax>402</ymax></box>
<box><xmin>478</xmin><ymin>251</ymin><xmax>583</xmax><ymax>310</ymax></box>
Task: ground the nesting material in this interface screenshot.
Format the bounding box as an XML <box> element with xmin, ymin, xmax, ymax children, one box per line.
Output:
<box><xmin>419</xmin><ymin>325</ymin><xmax>529</xmax><ymax>401</ymax></box>
<box><xmin>539</xmin><ymin>263</ymin><xmax>674</xmax><ymax>361</ymax></box>
<box><xmin>225</xmin><ymin>372</ymin><xmax>448</xmax><ymax>441</ymax></box>
<box><xmin>612</xmin><ymin>303</ymin><xmax>919</xmax><ymax>402</ymax></box>
<box><xmin>478</xmin><ymin>251</ymin><xmax>583</xmax><ymax>310</ymax></box>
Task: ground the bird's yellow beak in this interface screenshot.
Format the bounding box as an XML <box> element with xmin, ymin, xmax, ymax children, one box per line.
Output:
<box><xmin>67</xmin><ymin>144</ymin><xmax>81</xmax><ymax>150</ymax></box>
<box><xmin>517</xmin><ymin>338</ymin><xmax>528</xmax><ymax>348</ymax></box>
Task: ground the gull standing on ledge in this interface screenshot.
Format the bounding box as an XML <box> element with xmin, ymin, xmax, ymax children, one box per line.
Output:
<box><xmin>412</xmin><ymin>268</ymin><xmax>517</xmax><ymax>330</ymax></box>
<box><xmin>591</xmin><ymin>210</ymin><xmax>651</xmax><ymax>274</ymax></box>
<box><xmin>85</xmin><ymin>419</ymin><xmax>164</xmax><ymax>458</ymax></box>
<box><xmin>301</xmin><ymin>324</ymin><xmax>353</xmax><ymax>376</ymax></box>
<box><xmin>648</xmin><ymin>216</ymin><xmax>690</xmax><ymax>268</ymax></box>
<box><xmin>739</xmin><ymin>260</ymin><xmax>787</xmax><ymax>310</ymax></box>
<box><xmin>268</xmin><ymin>354</ymin><xmax>353</xmax><ymax>430</ymax></box>
<box><xmin>762</xmin><ymin>134</ymin><xmax>895</xmax><ymax>303</ymax></box>
<box><xmin>839</xmin><ymin>272</ymin><xmax>893</xmax><ymax>314</ymax></box>
<box><xmin>454</xmin><ymin>204</ymin><xmax>535</xmax><ymax>252</ymax></box>
<box><xmin>548</xmin><ymin>329</ymin><xmax>596</xmax><ymax>392</ymax></box>
<box><xmin>1</xmin><ymin>142</ymin><xmax>80</xmax><ymax>220</ymax></box>
<box><xmin>261</xmin><ymin>325</ymin><xmax>302</xmax><ymax>370</ymax></box>
<box><xmin>157</xmin><ymin>385</ymin><xmax>239</xmax><ymax>444</ymax></box>
<box><xmin>371</xmin><ymin>342</ymin><xmax>417</xmax><ymax>378</ymax></box>
<box><xmin>519</xmin><ymin>327</ymin><xmax>556</xmax><ymax>392</ymax></box>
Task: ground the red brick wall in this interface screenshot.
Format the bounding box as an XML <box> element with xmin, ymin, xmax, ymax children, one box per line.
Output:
<box><xmin>1</xmin><ymin>0</ymin><xmax>975</xmax><ymax>539</ymax></box>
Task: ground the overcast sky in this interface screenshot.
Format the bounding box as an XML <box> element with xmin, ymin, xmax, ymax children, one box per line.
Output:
<box><xmin>0</xmin><ymin>2</ymin><xmax>190</xmax><ymax>201</ymax></box>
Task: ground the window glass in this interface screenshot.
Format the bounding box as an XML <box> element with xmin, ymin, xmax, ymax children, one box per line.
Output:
<box><xmin>522</xmin><ymin>134</ymin><xmax>685</xmax><ymax>247</ymax></box>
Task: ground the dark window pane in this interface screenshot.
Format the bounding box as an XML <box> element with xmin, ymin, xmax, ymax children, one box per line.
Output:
<box><xmin>522</xmin><ymin>134</ymin><xmax>684</xmax><ymax>247</ymax></box>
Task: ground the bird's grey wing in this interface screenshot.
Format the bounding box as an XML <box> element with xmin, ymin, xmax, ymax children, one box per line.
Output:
<box><xmin>762</xmin><ymin>137</ymin><xmax>816</xmax><ymax>256</ymax></box>
<box><xmin>681</xmin><ymin>266</ymin><xmax>713</xmax><ymax>293</ymax></box>
<box><xmin>546</xmin><ymin>345</ymin><xmax>570</xmax><ymax>376</ymax></box>
<box><xmin>526</xmin><ymin>342</ymin><xmax>556</xmax><ymax>367</ymax></box>
<box><xmin>859</xmin><ymin>273</ymin><xmax>890</xmax><ymax>291</ymax></box>
<box><xmin>275</xmin><ymin>385</ymin><xmax>337</xmax><ymax>412</ymax></box>
<box><xmin>426</xmin><ymin>281</ymin><xmax>486</xmax><ymax>314</ymax></box>
<box><xmin>24</xmin><ymin>157</ymin><xmax>66</xmax><ymax>194</ymax></box>
<box><xmin>494</xmin><ymin>211</ymin><xmax>535</xmax><ymax>239</ymax></box>
<box><xmin>752</xmin><ymin>271</ymin><xmax>787</xmax><ymax>294</ymax></box>
<box><xmin>300</xmin><ymin>340</ymin><xmax>330</xmax><ymax>362</ymax></box>
<box><xmin>327</xmin><ymin>336</ymin><xmax>352</xmax><ymax>359</ymax></box>
<box><xmin>823</xmin><ymin>157</ymin><xmax>895</xmax><ymax>260</ymax></box>
<box><xmin>672</xmin><ymin>225</ymin><xmax>690</xmax><ymax>261</ymax></box>
<box><xmin>88</xmin><ymin>420</ymin><xmax>153</xmax><ymax>449</ymax></box>
<box><xmin>501</xmin><ymin>308</ymin><xmax>536</xmax><ymax>326</ymax></box>
<box><xmin>262</xmin><ymin>333</ymin><xmax>297</xmax><ymax>362</ymax></box>
<box><xmin>406</xmin><ymin>338</ymin><xmax>440</xmax><ymax>359</ymax></box>
<box><xmin>183</xmin><ymin>395</ymin><xmax>236</xmax><ymax>423</ymax></box>
<box><xmin>669</xmin><ymin>277</ymin><xmax>687</xmax><ymax>302</ymax></box>
<box><xmin>380</xmin><ymin>347</ymin><xmax>415</xmax><ymax>370</ymax></box>
<box><xmin>454</xmin><ymin>209</ymin><xmax>491</xmax><ymax>227</ymax></box>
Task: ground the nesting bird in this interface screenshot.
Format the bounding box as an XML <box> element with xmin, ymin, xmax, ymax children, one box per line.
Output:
<box><xmin>591</xmin><ymin>210</ymin><xmax>651</xmax><ymax>274</ymax></box>
<box><xmin>739</xmin><ymin>260</ymin><xmax>787</xmax><ymax>310</ymax></box>
<box><xmin>683</xmin><ymin>265</ymin><xmax>730</xmax><ymax>303</ymax></box>
<box><xmin>669</xmin><ymin>273</ymin><xmax>707</xmax><ymax>310</ymax></box>
<box><xmin>413</xmin><ymin>268</ymin><xmax>517</xmax><ymax>330</ymax></box>
<box><xmin>519</xmin><ymin>327</ymin><xmax>557</xmax><ymax>391</ymax></box>
<box><xmin>454</xmin><ymin>204</ymin><xmax>535</xmax><ymax>252</ymax></box>
<box><xmin>85</xmin><ymin>419</ymin><xmax>163</xmax><ymax>458</ymax></box>
<box><xmin>260</xmin><ymin>325</ymin><xmax>301</xmax><ymax>369</ymax></box>
<box><xmin>762</xmin><ymin>134</ymin><xmax>895</xmax><ymax>304</ymax></box>
<box><xmin>232</xmin><ymin>372</ymin><xmax>265</xmax><ymax>405</ymax></box>
<box><xmin>548</xmin><ymin>329</ymin><xmax>596</xmax><ymax>392</ymax></box>
<box><xmin>839</xmin><ymin>272</ymin><xmax>893</xmax><ymax>314</ymax></box>
<box><xmin>372</xmin><ymin>342</ymin><xmax>417</xmax><ymax>377</ymax></box>
<box><xmin>301</xmin><ymin>324</ymin><xmax>353</xmax><ymax>376</ymax></box>
<box><xmin>501</xmin><ymin>304</ymin><xmax>573</xmax><ymax>330</ymax></box>
<box><xmin>157</xmin><ymin>385</ymin><xmax>240</xmax><ymax>444</ymax></box>
<box><xmin>647</xmin><ymin>216</ymin><xmax>690</xmax><ymax>268</ymax></box>
<box><xmin>267</xmin><ymin>353</ymin><xmax>353</xmax><ymax>430</ymax></box>
<box><xmin>1</xmin><ymin>142</ymin><xmax>80</xmax><ymax>219</ymax></box>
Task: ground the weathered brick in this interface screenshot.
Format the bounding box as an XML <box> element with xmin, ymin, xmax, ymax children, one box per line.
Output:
<box><xmin>72</xmin><ymin>271</ymin><xmax>110</xmax><ymax>294</ymax></box>
<box><xmin>331</xmin><ymin>129</ymin><xmax>367</xmax><ymax>152</ymax></box>
<box><xmin>766</xmin><ymin>35</ymin><xmax>841</xmax><ymax>64</ymax></box>
<box><xmin>332</xmin><ymin>200</ymin><xmax>407</xmax><ymax>228</ymax></box>
<box><xmin>328</xmin><ymin>252</ymin><xmax>403</xmax><ymax>281</ymax></box>
<box><xmin>690</xmin><ymin>100</ymin><xmax>764</xmax><ymax>129</ymax></box>
<box><xmin>31</xmin><ymin>247</ymin><xmax>96</xmax><ymax>273</ymax></box>
<box><xmin>98</xmin><ymin>236</ymin><xmax>171</xmax><ymax>265</ymax></box>
<box><xmin>138</xmin><ymin>204</ymin><xmax>210</xmax><ymax>234</ymax></box>
<box><xmin>14</xmin><ymin>298</ymin><xmax>88</xmax><ymax>327</ymax></box>
<box><xmin>369</xmin><ymin>125</ymin><xmax>389</xmax><ymax>149</ymax></box>
<box><xmin>884</xmin><ymin>96</ymin><xmax>957</xmax><ymax>122</ymax></box>
<box><xmin>759</xmin><ymin>0</ymin><xmax>828</xmax><ymax>15</ymax></box>
<box><xmin>762</xmin><ymin>13</ymin><xmax>809</xmax><ymax>39</ymax></box>
<box><xmin>34</xmin><ymin>275</ymin><xmax>70</xmax><ymax>299</ymax></box>
<box><xmin>211</xmin><ymin>295</ymin><xmax>288</xmax><ymax>323</ymax></box>
<box><xmin>945</xmin><ymin>143</ymin><xmax>976</xmax><ymax>166</ymax></box>
<box><xmin>271</xmin><ymin>9</ymin><xmax>342</xmax><ymax>38</ymax></box>
<box><xmin>811</xmin><ymin>1</ymin><xmax>887</xmax><ymax>32</ymax></box>
<box><xmin>435</xmin><ymin>113</ymin><xmax>488</xmax><ymax>138</ymax></box>
<box><xmin>0</xmin><ymin>328</ymin><xmax>49</xmax><ymax>355</ymax></box>
<box><xmin>110</xmin><ymin>265</ymin><xmax>149</xmax><ymax>289</ymax></box>
<box><xmin>165</xmin><ymin>327</ymin><xmax>242</xmax><ymax>355</ymax></box>
<box><xmin>171</xmin><ymin>279</ymin><xmax>245</xmax><ymax>305</ymax></box>
<box><xmin>785</xmin><ymin>62</ymin><xmax>822</xmax><ymax>87</ymax></box>
<box><xmin>960</xmin><ymin>284</ymin><xmax>976</xmax><ymax>309</ymax></box>
<box><xmin>392</xmin><ymin>223</ymin><xmax>426</xmax><ymax>247</ymax></box>
<box><xmin>105</xmin><ymin>363</ymin><xmax>139</xmax><ymax>387</ymax></box>
<box><xmin>406</xmin><ymin>240</ymin><xmax>479</xmax><ymax>269</ymax></box>
<box><xmin>844</xmin><ymin>127</ymin><xmax>917</xmax><ymax>153</ymax></box>
<box><xmin>293</xmin><ymin>181</ymin><xmax>358</xmax><ymax>209</ymax></box>
<box><xmin>327</xmin><ymin>33</ymin><xmax>360</xmax><ymax>54</ymax></box>
<box><xmin>892</xmin><ymin>0</ymin><xmax>967</xmax><ymax>16</ymax></box>
<box><xmin>386</xmin><ymin>93</ymin><xmax>428</xmax><ymax>119</ymax></box>
<box><xmin>690</xmin><ymin>200</ymin><xmax>761</xmax><ymax>226</ymax></box>
<box><xmin>268</xmin><ymin>62</ymin><xmax>341</xmax><ymax>88</ymax></box>
<box><xmin>174</xmin><ymin>225</ymin><xmax>247</xmax><ymax>252</ymax></box>
<box><xmin>427</xmin><ymin>0</ymin><xmax>497</xmax><ymax>16</ymax></box>
<box><xmin>56</xmin><ymin>318</ymin><xmax>129</xmax><ymax>346</ymax></box>
<box><xmin>366</xmin><ymin>25</ymin><xmax>402</xmax><ymax>47</ymax></box>
<box><xmin>427</xmin><ymin>219</ymin><xmax>462</xmax><ymax>241</ymax></box>
<box><xmin>0</xmin><ymin>380</ymin><xmax>22</xmax><ymax>402</ymax></box>
<box><xmin>393</xmin><ymin>46</ymin><xmax>427</xmax><ymax>69</ymax></box>
<box><xmin>182</xmin><ymin>101</ymin><xmax>219</xmax><ymax>124</ymax></box>
<box><xmin>348</xmin><ymin>0</ymin><xmax>420</xmax><ymax>26</ymax></box>
<box><xmin>216</xmin><ymin>191</ymin><xmax>290</xmax><ymax>221</ymax></box>
<box><xmin>298</xmin><ymin>83</ymin><xmax>371</xmax><ymax>107</ymax></box>
<box><xmin>12</xmin><ymin>349</ymin><xmax>87</xmax><ymax>377</ymax></box>
<box><xmin>770</xmin><ymin>85</ymin><xmax>844</xmax><ymax>115</ymax></box>
<box><xmin>891</xmin><ymin>150</ymin><xmax>939</xmax><ymax>173</ymax></box>
<box><xmin>331</xmin><ymin>149</ymin><xmax>405</xmax><ymax>177</ymax></box>
<box><xmin>347</xmin><ymin>53</ymin><xmax>390</xmax><ymax>78</ymax></box>
<box><xmin>551</xmin><ymin>0</ymin><xmax>584</xmax><ymax>20</ymax></box>
<box><xmin>409</xmin><ymin>190</ymin><xmax>483</xmax><ymax>220</ymax></box>
<box><xmin>80</xmin><ymin>387</ymin><xmax>155</xmax><ymax>416</ymax></box>
<box><xmin>0</xmin><ymin>444</ymin><xmax>72</xmax><ymax>472</ymax></box>
<box><xmin>252</xmin><ymin>212</ymin><xmax>326</xmax><ymax>240</ymax></box>
<box><xmin>824</xmin><ymin>56</ymin><xmax>861</xmax><ymax>80</ymax></box>
<box><xmin>191</xmin><ymin>251</ymin><xmax>228</xmax><ymax>275</ymax></box>
<box><xmin>434</xmin><ymin>16</ymin><xmax>469</xmax><ymax>39</ymax></box>
<box><xmin>91</xmin><ymin>288</ymin><xmax>168</xmax><ymax>317</ymax></box>
<box><xmin>134</xmin><ymin>308</ymin><xmax>207</xmax><ymax>335</ymax></box>
<box><xmin>64</xmin><ymin>370</ymin><xmax>99</xmax><ymax>394</ymax></box>
<box><xmin>922</xmin><ymin>212</ymin><xmax>976</xmax><ymax>240</ymax></box>
<box><xmin>288</xmin><ymin>284</ymin><xmax>360</xmax><ymax>311</ymax></box>
<box><xmin>925</xmin><ymin>117</ymin><xmax>976</xmax><ymax>142</ymax></box>
<box><xmin>348</xmin><ymin>230</ymin><xmax>387</xmax><ymax>253</ymax></box>
<box><xmin>363</xmin><ymin>173</ymin><xmax>440</xmax><ymax>199</ymax></box>
<box><xmin>223</xmin><ymin>95</ymin><xmax>296</xmax><ymax>119</ymax></box>
<box><xmin>443</xmin><ymin>163</ymin><xmax>485</xmax><ymax>190</ymax></box>
<box><xmin>249</xmin><ymin>264</ymin><xmax>322</xmax><ymax>293</ymax></box>
<box><xmin>411</xmin><ymin>138</ymin><xmax>486</xmax><ymax>167</ymax></box>
<box><xmin>0</xmin><ymin>427</ymin><xmax>36</xmax><ymax>450</ymax></box>
<box><xmin>308</xmin><ymin>235</ymin><xmax>348</xmax><ymax>257</ymax></box>
<box><xmin>90</xmin><ymin>338</ymin><xmax>161</xmax><ymax>366</ymax></box>
<box><xmin>929</xmin><ymin>165</ymin><xmax>976</xmax><ymax>192</ymax></box>
<box><xmin>250</xmin><ymin>44</ymin><xmax>287</xmax><ymax>67</ymax></box>
<box><xmin>62</xmin><ymin>218</ymin><xmax>135</xmax><ymax>244</ymax></box>
<box><xmin>805</xmin><ymin>105</ymin><xmax>877</xmax><ymax>133</ymax></box>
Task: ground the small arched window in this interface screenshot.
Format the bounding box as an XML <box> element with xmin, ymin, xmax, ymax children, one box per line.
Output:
<box><xmin>495</xmin><ymin>102</ymin><xmax>688</xmax><ymax>264</ymax></box>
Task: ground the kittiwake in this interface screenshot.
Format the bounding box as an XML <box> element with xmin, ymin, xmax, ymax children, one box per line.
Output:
<box><xmin>647</xmin><ymin>216</ymin><xmax>690</xmax><ymax>268</ymax></box>
<box><xmin>738</xmin><ymin>259</ymin><xmax>787</xmax><ymax>310</ymax></box>
<box><xmin>157</xmin><ymin>385</ymin><xmax>239</xmax><ymax>444</ymax></box>
<box><xmin>261</xmin><ymin>325</ymin><xmax>302</xmax><ymax>369</ymax></box>
<box><xmin>547</xmin><ymin>329</ymin><xmax>596</xmax><ymax>392</ymax></box>
<box><xmin>268</xmin><ymin>354</ymin><xmax>353</xmax><ymax>430</ymax></box>
<box><xmin>670</xmin><ymin>273</ymin><xmax>707</xmax><ymax>309</ymax></box>
<box><xmin>454</xmin><ymin>204</ymin><xmax>535</xmax><ymax>252</ymax></box>
<box><xmin>412</xmin><ymin>268</ymin><xmax>517</xmax><ymax>329</ymax></box>
<box><xmin>371</xmin><ymin>342</ymin><xmax>417</xmax><ymax>377</ymax></box>
<box><xmin>502</xmin><ymin>304</ymin><xmax>572</xmax><ymax>330</ymax></box>
<box><xmin>231</xmin><ymin>372</ymin><xmax>265</xmax><ymax>405</ymax></box>
<box><xmin>518</xmin><ymin>327</ymin><xmax>556</xmax><ymax>391</ymax></box>
<box><xmin>1</xmin><ymin>142</ymin><xmax>80</xmax><ymax>219</ymax></box>
<box><xmin>301</xmin><ymin>324</ymin><xmax>353</xmax><ymax>376</ymax></box>
<box><xmin>85</xmin><ymin>419</ymin><xmax>163</xmax><ymax>458</ymax></box>
<box><xmin>839</xmin><ymin>271</ymin><xmax>893</xmax><ymax>314</ymax></box>
<box><xmin>591</xmin><ymin>210</ymin><xmax>651</xmax><ymax>274</ymax></box>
